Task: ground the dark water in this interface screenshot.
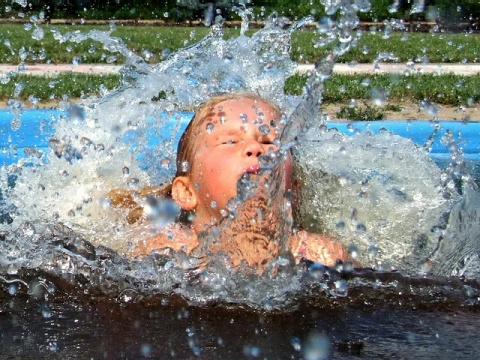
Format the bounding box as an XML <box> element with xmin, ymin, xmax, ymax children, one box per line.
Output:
<box><xmin>1</xmin><ymin>296</ymin><xmax>478</xmax><ymax>359</ymax></box>
<box><xmin>1</xmin><ymin>270</ymin><xmax>479</xmax><ymax>359</ymax></box>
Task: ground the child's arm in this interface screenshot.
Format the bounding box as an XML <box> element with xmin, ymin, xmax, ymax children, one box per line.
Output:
<box><xmin>132</xmin><ymin>224</ymin><xmax>198</xmax><ymax>257</ymax></box>
<box><xmin>289</xmin><ymin>230</ymin><xmax>352</xmax><ymax>267</ymax></box>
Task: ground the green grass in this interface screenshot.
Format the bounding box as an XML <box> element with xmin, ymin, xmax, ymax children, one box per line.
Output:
<box><xmin>285</xmin><ymin>73</ymin><xmax>480</xmax><ymax>106</ymax></box>
<box><xmin>1</xmin><ymin>23</ymin><xmax>480</xmax><ymax>64</ymax></box>
<box><xmin>1</xmin><ymin>73</ymin><xmax>477</xmax><ymax>108</ymax></box>
<box><xmin>0</xmin><ymin>24</ymin><xmax>227</xmax><ymax>64</ymax></box>
<box><xmin>1</xmin><ymin>24</ymin><xmax>478</xmax><ymax>108</ymax></box>
<box><xmin>291</xmin><ymin>31</ymin><xmax>480</xmax><ymax>64</ymax></box>
<box><xmin>0</xmin><ymin>74</ymin><xmax>121</xmax><ymax>102</ymax></box>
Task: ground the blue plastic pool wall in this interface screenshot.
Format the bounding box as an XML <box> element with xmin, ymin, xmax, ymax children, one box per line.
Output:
<box><xmin>1</xmin><ymin>109</ymin><xmax>479</xmax><ymax>180</ymax></box>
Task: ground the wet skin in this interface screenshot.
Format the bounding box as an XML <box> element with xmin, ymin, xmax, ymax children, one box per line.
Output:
<box><xmin>134</xmin><ymin>97</ymin><xmax>350</xmax><ymax>268</ymax></box>
<box><xmin>174</xmin><ymin>97</ymin><xmax>292</xmax><ymax>233</ymax></box>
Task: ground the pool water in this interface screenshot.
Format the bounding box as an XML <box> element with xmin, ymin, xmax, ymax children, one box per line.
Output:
<box><xmin>1</xmin><ymin>269</ymin><xmax>478</xmax><ymax>359</ymax></box>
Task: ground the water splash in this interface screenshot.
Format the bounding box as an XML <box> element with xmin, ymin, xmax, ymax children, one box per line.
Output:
<box><xmin>1</xmin><ymin>1</ymin><xmax>479</xmax><ymax>311</ymax></box>
<box><xmin>294</xmin><ymin>124</ymin><xmax>480</xmax><ymax>277</ymax></box>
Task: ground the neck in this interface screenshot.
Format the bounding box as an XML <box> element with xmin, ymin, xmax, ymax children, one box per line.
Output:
<box><xmin>191</xmin><ymin>208</ymin><xmax>222</xmax><ymax>235</ymax></box>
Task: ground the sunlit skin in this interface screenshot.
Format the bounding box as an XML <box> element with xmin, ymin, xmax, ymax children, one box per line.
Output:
<box><xmin>175</xmin><ymin>98</ymin><xmax>287</xmax><ymax>232</ymax></box>
<box><xmin>133</xmin><ymin>97</ymin><xmax>350</xmax><ymax>267</ymax></box>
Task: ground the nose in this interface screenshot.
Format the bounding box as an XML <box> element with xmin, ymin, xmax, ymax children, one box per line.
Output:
<box><xmin>243</xmin><ymin>141</ymin><xmax>264</xmax><ymax>157</ymax></box>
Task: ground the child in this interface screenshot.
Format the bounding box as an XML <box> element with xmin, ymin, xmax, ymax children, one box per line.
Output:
<box><xmin>109</xmin><ymin>93</ymin><xmax>350</xmax><ymax>272</ymax></box>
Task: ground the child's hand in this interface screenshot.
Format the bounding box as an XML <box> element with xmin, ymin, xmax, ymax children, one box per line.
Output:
<box><xmin>290</xmin><ymin>231</ymin><xmax>351</xmax><ymax>267</ymax></box>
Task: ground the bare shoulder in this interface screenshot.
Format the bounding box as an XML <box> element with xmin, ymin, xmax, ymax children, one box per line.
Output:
<box><xmin>132</xmin><ymin>223</ymin><xmax>198</xmax><ymax>257</ymax></box>
<box><xmin>289</xmin><ymin>230</ymin><xmax>350</xmax><ymax>266</ymax></box>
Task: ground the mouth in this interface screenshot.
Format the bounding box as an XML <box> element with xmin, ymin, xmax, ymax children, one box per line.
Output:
<box><xmin>246</xmin><ymin>164</ymin><xmax>259</xmax><ymax>173</ymax></box>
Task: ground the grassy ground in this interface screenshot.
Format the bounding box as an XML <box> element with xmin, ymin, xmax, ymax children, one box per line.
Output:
<box><xmin>0</xmin><ymin>73</ymin><xmax>120</xmax><ymax>102</ymax></box>
<box><xmin>288</xmin><ymin>73</ymin><xmax>480</xmax><ymax>106</ymax></box>
<box><xmin>1</xmin><ymin>24</ymin><xmax>480</xmax><ymax>64</ymax></box>
<box><xmin>2</xmin><ymin>72</ymin><xmax>478</xmax><ymax>120</ymax></box>
<box><xmin>2</xmin><ymin>72</ymin><xmax>478</xmax><ymax>107</ymax></box>
<box><xmin>1</xmin><ymin>24</ymin><xmax>479</xmax><ymax>120</ymax></box>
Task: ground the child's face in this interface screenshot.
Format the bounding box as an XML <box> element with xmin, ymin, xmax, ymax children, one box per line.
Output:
<box><xmin>188</xmin><ymin>97</ymin><xmax>291</xmax><ymax>226</ymax></box>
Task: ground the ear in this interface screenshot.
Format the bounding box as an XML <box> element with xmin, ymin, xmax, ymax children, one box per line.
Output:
<box><xmin>171</xmin><ymin>176</ymin><xmax>198</xmax><ymax>211</ymax></box>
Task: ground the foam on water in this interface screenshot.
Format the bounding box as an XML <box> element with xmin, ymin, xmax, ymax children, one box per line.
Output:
<box><xmin>1</xmin><ymin>1</ymin><xmax>479</xmax><ymax>310</ymax></box>
<box><xmin>294</xmin><ymin>125</ymin><xmax>480</xmax><ymax>277</ymax></box>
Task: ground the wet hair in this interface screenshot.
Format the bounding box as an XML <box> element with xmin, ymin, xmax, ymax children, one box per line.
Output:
<box><xmin>108</xmin><ymin>92</ymin><xmax>281</xmax><ymax>224</ymax></box>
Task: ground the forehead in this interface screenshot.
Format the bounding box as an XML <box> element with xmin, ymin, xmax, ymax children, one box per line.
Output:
<box><xmin>201</xmin><ymin>98</ymin><xmax>279</xmax><ymax>125</ymax></box>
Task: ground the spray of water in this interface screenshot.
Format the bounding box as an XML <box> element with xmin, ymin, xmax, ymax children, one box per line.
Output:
<box><xmin>1</xmin><ymin>1</ymin><xmax>479</xmax><ymax>309</ymax></box>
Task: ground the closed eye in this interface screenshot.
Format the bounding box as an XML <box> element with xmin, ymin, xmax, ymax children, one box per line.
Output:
<box><xmin>222</xmin><ymin>139</ymin><xmax>238</xmax><ymax>145</ymax></box>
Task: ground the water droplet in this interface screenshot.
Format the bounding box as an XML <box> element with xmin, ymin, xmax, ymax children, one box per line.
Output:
<box><xmin>367</xmin><ymin>245</ymin><xmax>379</xmax><ymax>258</ymax></box>
<box><xmin>348</xmin><ymin>244</ymin><xmax>359</xmax><ymax>258</ymax></box>
<box><xmin>9</xmin><ymin>284</ymin><xmax>16</xmax><ymax>296</ymax></box>
<box><xmin>22</xmin><ymin>221</ymin><xmax>35</xmax><ymax>236</ymax></box>
<box><xmin>356</xmin><ymin>223</ymin><xmax>367</xmax><ymax>234</ymax></box>
<box><xmin>419</xmin><ymin>99</ymin><xmax>439</xmax><ymax>116</ymax></box>
<box><xmin>141</xmin><ymin>344</ymin><xmax>152</xmax><ymax>356</ymax></box>
<box><xmin>40</xmin><ymin>304</ymin><xmax>52</xmax><ymax>318</ymax></box>
<box><xmin>333</xmin><ymin>280</ymin><xmax>348</xmax><ymax>296</ymax></box>
<box><xmin>11</xmin><ymin>117</ymin><xmax>21</xmax><ymax>131</ymax></box>
<box><xmin>181</xmin><ymin>160</ymin><xmax>190</xmax><ymax>173</ymax></box>
<box><xmin>361</xmin><ymin>77</ymin><xmax>370</xmax><ymax>87</ymax></box>
<box><xmin>14</xmin><ymin>0</ymin><xmax>27</xmax><ymax>8</ymax></box>
<box><xmin>48</xmin><ymin>342</ymin><xmax>58</xmax><ymax>352</ymax></box>
<box><xmin>14</xmin><ymin>82</ymin><xmax>25</xmax><ymax>97</ymax></box>
<box><xmin>370</xmin><ymin>87</ymin><xmax>388</xmax><ymax>106</ymax></box>
<box><xmin>0</xmin><ymin>73</ymin><xmax>10</xmax><ymax>84</ymax></box>
<box><xmin>31</xmin><ymin>26</ymin><xmax>44</xmax><ymax>41</ymax></box>
<box><xmin>239</xmin><ymin>113</ymin><xmax>248</xmax><ymax>123</ymax></box>
<box><xmin>304</xmin><ymin>332</ymin><xmax>330</xmax><ymax>360</ymax></box>
<box><xmin>388</xmin><ymin>0</ymin><xmax>400</xmax><ymax>14</ymax></box>
<box><xmin>125</xmin><ymin>178</ymin><xmax>138</xmax><ymax>187</ymax></box>
<box><xmin>224</xmin><ymin>52</ymin><xmax>234</xmax><ymax>63</ymax></box>
<box><xmin>28</xmin><ymin>95</ymin><xmax>39</xmax><ymax>105</ymax></box>
<box><xmin>258</xmin><ymin>124</ymin><xmax>270</xmax><ymax>134</ymax></box>
<box><xmin>290</xmin><ymin>337</ymin><xmax>302</xmax><ymax>351</ymax></box>
<box><xmin>210</xmin><ymin>201</ymin><xmax>217</xmax><ymax>209</ymax></box>
<box><xmin>206</xmin><ymin>122</ymin><xmax>215</xmax><ymax>133</ymax></box>
<box><xmin>142</xmin><ymin>49</ymin><xmax>153</xmax><ymax>60</ymax></box>
<box><xmin>95</xmin><ymin>143</ymin><xmax>105</xmax><ymax>152</ymax></box>
<box><xmin>243</xmin><ymin>344</ymin><xmax>261</xmax><ymax>357</ymax></box>
<box><xmin>410</xmin><ymin>0</ymin><xmax>425</xmax><ymax>14</ymax></box>
<box><xmin>317</xmin><ymin>17</ymin><xmax>334</xmax><ymax>34</ymax></box>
